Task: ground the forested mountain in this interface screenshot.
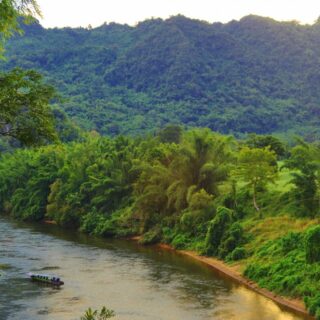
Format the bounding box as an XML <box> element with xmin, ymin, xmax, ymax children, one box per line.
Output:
<box><xmin>2</xmin><ymin>15</ymin><xmax>320</xmax><ymax>138</ymax></box>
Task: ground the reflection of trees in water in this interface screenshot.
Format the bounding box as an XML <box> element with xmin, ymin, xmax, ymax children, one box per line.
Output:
<box><xmin>0</xmin><ymin>277</ymin><xmax>45</xmax><ymax>320</ymax></box>
<box><xmin>1</xmin><ymin>221</ymin><xmax>227</xmax><ymax>314</ymax></box>
<box><xmin>0</xmin><ymin>219</ymin><xmax>303</xmax><ymax>320</ymax></box>
<box><xmin>128</xmin><ymin>247</ymin><xmax>234</xmax><ymax>310</ymax></box>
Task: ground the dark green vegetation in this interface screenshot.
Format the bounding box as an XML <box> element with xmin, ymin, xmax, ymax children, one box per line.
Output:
<box><xmin>0</xmin><ymin>1</ymin><xmax>68</xmax><ymax>149</ymax></box>
<box><xmin>0</xmin><ymin>128</ymin><xmax>319</xmax><ymax>317</ymax></box>
<box><xmin>0</xmin><ymin>1</ymin><xmax>82</xmax><ymax>151</ymax></box>
<box><xmin>0</xmin><ymin>68</ymin><xmax>57</xmax><ymax>145</ymax></box>
<box><xmin>0</xmin><ymin>0</ymin><xmax>41</xmax><ymax>56</ymax></box>
<box><xmin>0</xmin><ymin>67</ymin><xmax>81</xmax><ymax>150</ymax></box>
<box><xmin>1</xmin><ymin>15</ymin><xmax>320</xmax><ymax>138</ymax></box>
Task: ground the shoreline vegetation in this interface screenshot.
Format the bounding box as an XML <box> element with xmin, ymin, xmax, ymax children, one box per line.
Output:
<box><xmin>42</xmin><ymin>222</ymin><xmax>313</xmax><ymax>318</ymax></box>
<box><xmin>160</xmin><ymin>244</ymin><xmax>312</xmax><ymax>319</ymax></box>
<box><xmin>129</xmin><ymin>234</ymin><xmax>311</xmax><ymax>318</ymax></box>
<box><xmin>1</xmin><ymin>128</ymin><xmax>320</xmax><ymax>319</ymax></box>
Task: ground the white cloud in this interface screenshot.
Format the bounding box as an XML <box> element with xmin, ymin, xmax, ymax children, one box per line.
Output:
<box><xmin>36</xmin><ymin>0</ymin><xmax>320</xmax><ymax>28</ymax></box>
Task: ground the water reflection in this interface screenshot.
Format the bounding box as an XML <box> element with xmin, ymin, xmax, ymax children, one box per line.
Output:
<box><xmin>0</xmin><ymin>218</ymin><xmax>309</xmax><ymax>320</ymax></box>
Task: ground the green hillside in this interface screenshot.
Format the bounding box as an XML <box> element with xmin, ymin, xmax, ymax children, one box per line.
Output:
<box><xmin>2</xmin><ymin>15</ymin><xmax>320</xmax><ymax>138</ymax></box>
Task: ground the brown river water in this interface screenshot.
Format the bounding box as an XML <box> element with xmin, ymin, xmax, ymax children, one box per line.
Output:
<box><xmin>0</xmin><ymin>217</ymin><xmax>308</xmax><ymax>320</ymax></box>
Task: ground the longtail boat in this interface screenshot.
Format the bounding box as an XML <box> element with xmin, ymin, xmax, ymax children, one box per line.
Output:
<box><xmin>28</xmin><ymin>273</ymin><xmax>64</xmax><ymax>286</ymax></box>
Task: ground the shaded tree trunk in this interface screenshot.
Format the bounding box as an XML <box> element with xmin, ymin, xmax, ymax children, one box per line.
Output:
<box><xmin>253</xmin><ymin>183</ymin><xmax>260</xmax><ymax>213</ymax></box>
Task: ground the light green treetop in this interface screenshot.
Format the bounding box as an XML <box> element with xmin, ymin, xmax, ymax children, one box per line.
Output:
<box><xmin>235</xmin><ymin>146</ymin><xmax>278</xmax><ymax>213</ymax></box>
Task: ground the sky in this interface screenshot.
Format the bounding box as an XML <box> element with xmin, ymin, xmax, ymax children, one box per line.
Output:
<box><xmin>36</xmin><ymin>0</ymin><xmax>320</xmax><ymax>28</ymax></box>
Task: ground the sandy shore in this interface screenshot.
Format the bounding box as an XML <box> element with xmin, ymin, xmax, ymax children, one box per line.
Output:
<box><xmin>39</xmin><ymin>226</ymin><xmax>313</xmax><ymax>318</ymax></box>
<box><xmin>177</xmin><ymin>250</ymin><xmax>312</xmax><ymax>319</ymax></box>
<box><xmin>131</xmin><ymin>237</ymin><xmax>313</xmax><ymax>319</ymax></box>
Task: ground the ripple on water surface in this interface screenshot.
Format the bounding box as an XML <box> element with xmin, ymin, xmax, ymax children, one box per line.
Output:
<box><xmin>0</xmin><ymin>218</ymin><xmax>309</xmax><ymax>320</ymax></box>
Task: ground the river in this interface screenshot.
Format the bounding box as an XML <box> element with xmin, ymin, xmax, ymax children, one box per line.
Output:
<box><xmin>0</xmin><ymin>217</ymin><xmax>308</xmax><ymax>320</ymax></box>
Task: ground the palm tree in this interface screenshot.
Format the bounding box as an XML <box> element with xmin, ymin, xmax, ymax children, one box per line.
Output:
<box><xmin>133</xmin><ymin>128</ymin><xmax>234</xmax><ymax>230</ymax></box>
<box><xmin>166</xmin><ymin>129</ymin><xmax>234</xmax><ymax>212</ymax></box>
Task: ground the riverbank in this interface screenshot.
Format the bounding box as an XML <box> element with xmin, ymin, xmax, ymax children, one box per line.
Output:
<box><xmin>3</xmin><ymin>217</ymin><xmax>310</xmax><ymax>320</ymax></box>
<box><xmin>143</xmin><ymin>240</ymin><xmax>313</xmax><ymax>319</ymax></box>
<box><xmin>179</xmin><ymin>250</ymin><xmax>312</xmax><ymax>318</ymax></box>
<box><xmin>43</xmin><ymin>222</ymin><xmax>314</xmax><ymax>318</ymax></box>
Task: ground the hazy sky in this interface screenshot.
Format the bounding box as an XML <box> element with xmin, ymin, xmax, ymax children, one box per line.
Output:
<box><xmin>36</xmin><ymin>0</ymin><xmax>320</xmax><ymax>28</ymax></box>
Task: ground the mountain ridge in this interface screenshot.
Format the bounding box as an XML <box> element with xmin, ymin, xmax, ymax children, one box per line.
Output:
<box><xmin>2</xmin><ymin>15</ymin><xmax>320</xmax><ymax>139</ymax></box>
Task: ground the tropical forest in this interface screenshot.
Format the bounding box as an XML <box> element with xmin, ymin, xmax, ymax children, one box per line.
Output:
<box><xmin>0</xmin><ymin>1</ymin><xmax>320</xmax><ymax>320</ymax></box>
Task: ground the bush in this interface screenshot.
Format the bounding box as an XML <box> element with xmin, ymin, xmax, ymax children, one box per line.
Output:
<box><xmin>244</xmin><ymin>264</ymin><xmax>270</xmax><ymax>278</ymax></box>
<box><xmin>219</xmin><ymin>222</ymin><xmax>245</xmax><ymax>258</ymax></box>
<box><xmin>204</xmin><ymin>206</ymin><xmax>232</xmax><ymax>256</ymax></box>
<box><xmin>305</xmin><ymin>225</ymin><xmax>320</xmax><ymax>264</ymax></box>
<box><xmin>139</xmin><ymin>228</ymin><xmax>161</xmax><ymax>245</ymax></box>
<box><xmin>96</xmin><ymin>219</ymin><xmax>118</xmax><ymax>237</ymax></box>
<box><xmin>162</xmin><ymin>227</ymin><xmax>176</xmax><ymax>243</ymax></box>
<box><xmin>171</xmin><ymin>234</ymin><xmax>190</xmax><ymax>249</ymax></box>
<box><xmin>280</xmin><ymin>232</ymin><xmax>302</xmax><ymax>253</ymax></box>
<box><xmin>80</xmin><ymin>210</ymin><xmax>106</xmax><ymax>235</ymax></box>
<box><xmin>304</xmin><ymin>294</ymin><xmax>320</xmax><ymax>318</ymax></box>
<box><xmin>228</xmin><ymin>247</ymin><xmax>247</xmax><ymax>261</ymax></box>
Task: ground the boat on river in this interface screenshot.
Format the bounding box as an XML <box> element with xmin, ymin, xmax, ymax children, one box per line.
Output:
<box><xmin>28</xmin><ymin>273</ymin><xmax>64</xmax><ymax>286</ymax></box>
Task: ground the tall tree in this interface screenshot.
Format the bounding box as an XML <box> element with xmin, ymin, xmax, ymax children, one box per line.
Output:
<box><xmin>134</xmin><ymin>129</ymin><xmax>234</xmax><ymax>231</ymax></box>
<box><xmin>284</xmin><ymin>141</ymin><xmax>320</xmax><ymax>216</ymax></box>
<box><xmin>0</xmin><ymin>68</ymin><xmax>57</xmax><ymax>146</ymax></box>
<box><xmin>0</xmin><ymin>1</ymin><xmax>58</xmax><ymax>146</ymax></box>
<box><xmin>235</xmin><ymin>147</ymin><xmax>277</xmax><ymax>213</ymax></box>
<box><xmin>245</xmin><ymin>134</ymin><xmax>286</xmax><ymax>159</ymax></box>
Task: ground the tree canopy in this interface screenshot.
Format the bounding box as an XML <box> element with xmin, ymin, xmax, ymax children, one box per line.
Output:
<box><xmin>0</xmin><ymin>0</ymin><xmax>59</xmax><ymax>146</ymax></box>
<box><xmin>235</xmin><ymin>147</ymin><xmax>278</xmax><ymax>212</ymax></box>
<box><xmin>0</xmin><ymin>68</ymin><xmax>57</xmax><ymax>145</ymax></box>
<box><xmin>2</xmin><ymin>15</ymin><xmax>320</xmax><ymax>138</ymax></box>
<box><xmin>0</xmin><ymin>0</ymin><xmax>41</xmax><ymax>56</ymax></box>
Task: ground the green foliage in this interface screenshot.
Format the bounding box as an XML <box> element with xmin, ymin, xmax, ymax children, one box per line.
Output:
<box><xmin>284</xmin><ymin>141</ymin><xmax>320</xmax><ymax>217</ymax></box>
<box><xmin>280</xmin><ymin>232</ymin><xmax>302</xmax><ymax>253</ymax></box>
<box><xmin>139</xmin><ymin>227</ymin><xmax>161</xmax><ymax>245</ymax></box>
<box><xmin>204</xmin><ymin>207</ymin><xmax>232</xmax><ymax>256</ymax></box>
<box><xmin>245</xmin><ymin>134</ymin><xmax>287</xmax><ymax>159</ymax></box>
<box><xmin>0</xmin><ymin>146</ymin><xmax>61</xmax><ymax>220</ymax></box>
<box><xmin>81</xmin><ymin>307</ymin><xmax>115</xmax><ymax>320</ymax></box>
<box><xmin>80</xmin><ymin>209</ymin><xmax>107</xmax><ymax>235</ymax></box>
<box><xmin>204</xmin><ymin>208</ymin><xmax>245</xmax><ymax>259</ymax></box>
<box><xmin>2</xmin><ymin>16</ymin><xmax>320</xmax><ymax>137</ymax></box>
<box><xmin>171</xmin><ymin>233</ymin><xmax>191</xmax><ymax>249</ymax></box>
<box><xmin>134</xmin><ymin>129</ymin><xmax>233</xmax><ymax>233</ymax></box>
<box><xmin>0</xmin><ymin>68</ymin><xmax>57</xmax><ymax>146</ymax></box>
<box><xmin>305</xmin><ymin>225</ymin><xmax>320</xmax><ymax>264</ymax></box>
<box><xmin>158</xmin><ymin>124</ymin><xmax>183</xmax><ymax>144</ymax></box>
<box><xmin>244</xmin><ymin>227</ymin><xmax>320</xmax><ymax>318</ymax></box>
<box><xmin>218</xmin><ymin>222</ymin><xmax>245</xmax><ymax>259</ymax></box>
<box><xmin>235</xmin><ymin>147</ymin><xmax>278</xmax><ymax>212</ymax></box>
<box><xmin>0</xmin><ymin>0</ymin><xmax>41</xmax><ymax>56</ymax></box>
<box><xmin>228</xmin><ymin>247</ymin><xmax>247</xmax><ymax>261</ymax></box>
